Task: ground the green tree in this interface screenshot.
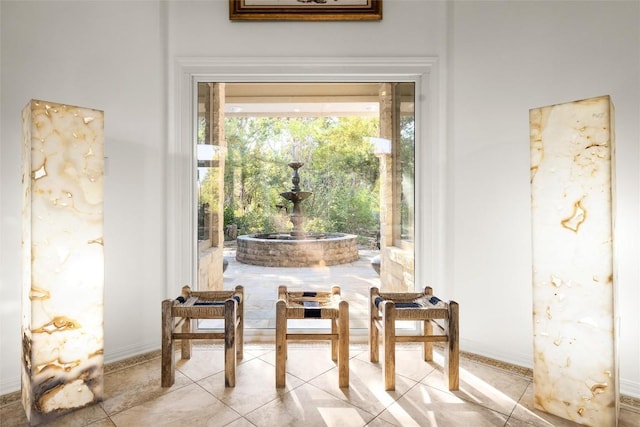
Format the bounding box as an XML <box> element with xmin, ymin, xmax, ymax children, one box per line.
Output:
<box><xmin>222</xmin><ymin>116</ymin><xmax>380</xmax><ymax>237</ymax></box>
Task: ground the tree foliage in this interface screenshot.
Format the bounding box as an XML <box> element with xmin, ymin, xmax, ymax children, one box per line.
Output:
<box><xmin>201</xmin><ymin>116</ymin><xmax>381</xmax><ymax>238</ymax></box>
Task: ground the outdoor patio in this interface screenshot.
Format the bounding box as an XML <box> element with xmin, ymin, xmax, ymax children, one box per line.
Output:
<box><xmin>213</xmin><ymin>247</ymin><xmax>382</xmax><ymax>331</ymax></box>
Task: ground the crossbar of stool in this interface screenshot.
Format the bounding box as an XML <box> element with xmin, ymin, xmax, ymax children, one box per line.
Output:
<box><xmin>370</xmin><ymin>285</ymin><xmax>459</xmax><ymax>391</ymax></box>
<box><xmin>162</xmin><ymin>285</ymin><xmax>244</xmax><ymax>388</ymax></box>
<box><xmin>276</xmin><ymin>285</ymin><xmax>349</xmax><ymax>388</ymax></box>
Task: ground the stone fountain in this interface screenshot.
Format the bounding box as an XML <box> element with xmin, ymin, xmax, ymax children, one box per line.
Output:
<box><xmin>279</xmin><ymin>162</ymin><xmax>313</xmax><ymax>238</ymax></box>
<box><xmin>236</xmin><ymin>161</ymin><xmax>359</xmax><ymax>267</ymax></box>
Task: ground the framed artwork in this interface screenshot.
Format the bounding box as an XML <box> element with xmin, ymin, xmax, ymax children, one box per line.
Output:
<box><xmin>229</xmin><ymin>0</ymin><xmax>382</xmax><ymax>21</ymax></box>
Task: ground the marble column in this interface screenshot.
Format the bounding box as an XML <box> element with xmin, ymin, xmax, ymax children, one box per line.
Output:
<box><xmin>529</xmin><ymin>95</ymin><xmax>618</xmax><ymax>426</ymax></box>
<box><xmin>21</xmin><ymin>100</ymin><xmax>104</xmax><ymax>425</ymax></box>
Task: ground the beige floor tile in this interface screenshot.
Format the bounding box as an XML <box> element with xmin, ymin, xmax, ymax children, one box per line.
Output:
<box><xmin>0</xmin><ymin>401</ymin><xmax>29</xmax><ymax>426</ymax></box>
<box><xmin>197</xmin><ymin>357</ymin><xmax>304</xmax><ymax>415</ymax></box>
<box><xmin>421</xmin><ymin>355</ymin><xmax>529</xmax><ymax>417</ymax></box>
<box><xmin>364</xmin><ymin>416</ymin><xmax>402</xmax><ymax>427</ymax></box>
<box><xmin>259</xmin><ymin>346</ymin><xmax>343</xmax><ymax>382</ymax></box>
<box><xmin>244</xmin><ymin>382</ymin><xmax>375</xmax><ymax>427</ymax></box>
<box><xmin>507</xmin><ymin>405</ymin><xmax>640</xmax><ymax>427</ymax></box>
<box><xmin>377</xmin><ymin>382</ymin><xmax>509</xmax><ymax>427</ymax></box>
<box><xmin>516</xmin><ymin>386</ymin><xmax>640</xmax><ymax>426</ymax></box>
<box><xmin>310</xmin><ymin>357</ymin><xmax>416</xmax><ymax>416</ymax></box>
<box><xmin>505</xmin><ymin>417</ymin><xmax>541</xmax><ymax>426</ymax></box>
<box><xmin>509</xmin><ymin>382</ymin><xmax>595</xmax><ymax>426</ymax></box>
<box><xmin>243</xmin><ymin>345</ymin><xmax>275</xmax><ymax>359</ymax></box>
<box><xmin>355</xmin><ymin>344</ymin><xmax>437</xmax><ymax>383</ymax></box>
<box><xmin>102</xmin><ymin>357</ymin><xmax>192</xmax><ymax>416</ymax></box>
<box><xmin>619</xmin><ymin>408</ymin><xmax>640</xmax><ymax>427</ymax></box>
<box><xmin>109</xmin><ymin>383</ymin><xmax>240</xmax><ymax>427</ymax></box>
<box><xmin>175</xmin><ymin>347</ymin><xmax>229</xmax><ymax>382</ymax></box>
<box><xmin>86</xmin><ymin>418</ymin><xmax>117</xmax><ymax>426</ymax></box>
<box><xmin>392</xmin><ymin>347</ymin><xmax>440</xmax><ymax>382</ymax></box>
<box><xmin>3</xmin><ymin>343</ymin><xmax>638</xmax><ymax>427</ymax></box>
<box><xmin>0</xmin><ymin>400</ymin><xmax>110</xmax><ymax>427</ymax></box>
<box><xmin>45</xmin><ymin>404</ymin><xmax>110</xmax><ymax>427</ymax></box>
<box><xmin>224</xmin><ymin>418</ymin><xmax>260</xmax><ymax>427</ymax></box>
<box><xmin>349</xmin><ymin>346</ymin><xmax>370</xmax><ymax>359</ymax></box>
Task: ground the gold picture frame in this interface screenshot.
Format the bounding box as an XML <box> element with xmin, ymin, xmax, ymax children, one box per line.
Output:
<box><xmin>229</xmin><ymin>0</ymin><xmax>382</xmax><ymax>21</ymax></box>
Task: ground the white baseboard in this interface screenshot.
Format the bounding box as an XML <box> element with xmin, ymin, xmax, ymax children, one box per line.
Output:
<box><xmin>460</xmin><ymin>338</ymin><xmax>533</xmax><ymax>370</ymax></box>
<box><xmin>103</xmin><ymin>341</ymin><xmax>160</xmax><ymax>365</ymax></box>
<box><xmin>621</xmin><ymin>378</ymin><xmax>640</xmax><ymax>400</ymax></box>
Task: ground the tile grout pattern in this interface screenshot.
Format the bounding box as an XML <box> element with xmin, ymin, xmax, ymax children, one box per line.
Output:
<box><xmin>1</xmin><ymin>343</ymin><xmax>639</xmax><ymax>427</ymax></box>
<box><xmin>3</xmin><ymin>252</ymin><xmax>639</xmax><ymax>425</ymax></box>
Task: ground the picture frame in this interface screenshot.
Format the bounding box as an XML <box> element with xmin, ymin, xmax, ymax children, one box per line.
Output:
<box><xmin>229</xmin><ymin>0</ymin><xmax>382</xmax><ymax>22</ymax></box>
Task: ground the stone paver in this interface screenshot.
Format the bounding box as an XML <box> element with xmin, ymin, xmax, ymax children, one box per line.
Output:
<box><xmin>220</xmin><ymin>248</ymin><xmax>381</xmax><ymax>330</ymax></box>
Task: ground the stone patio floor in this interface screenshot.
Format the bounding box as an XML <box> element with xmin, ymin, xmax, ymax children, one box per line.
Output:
<box><xmin>205</xmin><ymin>248</ymin><xmax>381</xmax><ymax>331</ymax></box>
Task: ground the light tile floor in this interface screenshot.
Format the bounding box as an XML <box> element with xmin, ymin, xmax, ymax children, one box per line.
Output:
<box><xmin>2</xmin><ymin>343</ymin><xmax>639</xmax><ymax>426</ymax></box>
<box><xmin>3</xmin><ymin>250</ymin><xmax>639</xmax><ymax>426</ymax></box>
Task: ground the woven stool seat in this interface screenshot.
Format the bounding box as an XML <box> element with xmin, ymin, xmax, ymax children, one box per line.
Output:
<box><xmin>370</xmin><ymin>286</ymin><xmax>459</xmax><ymax>391</ymax></box>
<box><xmin>280</xmin><ymin>290</ymin><xmax>343</xmax><ymax>318</ymax></box>
<box><xmin>162</xmin><ymin>285</ymin><xmax>244</xmax><ymax>388</ymax></box>
<box><xmin>276</xmin><ymin>285</ymin><xmax>349</xmax><ymax>388</ymax></box>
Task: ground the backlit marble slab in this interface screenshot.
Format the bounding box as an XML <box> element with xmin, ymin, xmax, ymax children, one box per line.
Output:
<box><xmin>529</xmin><ymin>96</ymin><xmax>618</xmax><ymax>426</ymax></box>
<box><xmin>21</xmin><ymin>100</ymin><xmax>104</xmax><ymax>425</ymax></box>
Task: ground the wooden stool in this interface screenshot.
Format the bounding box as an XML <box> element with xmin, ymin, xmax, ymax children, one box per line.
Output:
<box><xmin>162</xmin><ymin>285</ymin><xmax>244</xmax><ymax>388</ymax></box>
<box><xmin>276</xmin><ymin>285</ymin><xmax>349</xmax><ymax>388</ymax></box>
<box><xmin>369</xmin><ymin>286</ymin><xmax>459</xmax><ymax>391</ymax></box>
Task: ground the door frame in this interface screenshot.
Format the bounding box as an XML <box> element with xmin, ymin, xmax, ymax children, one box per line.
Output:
<box><xmin>166</xmin><ymin>56</ymin><xmax>446</xmax><ymax>299</ymax></box>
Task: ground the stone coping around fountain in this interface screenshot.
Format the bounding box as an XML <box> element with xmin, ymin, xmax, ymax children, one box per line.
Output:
<box><xmin>247</xmin><ymin>232</ymin><xmax>347</xmax><ymax>241</ymax></box>
<box><xmin>236</xmin><ymin>232</ymin><xmax>360</xmax><ymax>267</ymax></box>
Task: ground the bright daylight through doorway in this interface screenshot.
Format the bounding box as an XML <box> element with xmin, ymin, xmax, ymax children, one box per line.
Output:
<box><xmin>195</xmin><ymin>82</ymin><xmax>415</xmax><ymax>332</ymax></box>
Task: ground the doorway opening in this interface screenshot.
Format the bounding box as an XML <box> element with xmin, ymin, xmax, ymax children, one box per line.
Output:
<box><xmin>166</xmin><ymin>57</ymin><xmax>442</xmax><ymax>339</ymax></box>
<box><xmin>195</xmin><ymin>82</ymin><xmax>415</xmax><ymax>332</ymax></box>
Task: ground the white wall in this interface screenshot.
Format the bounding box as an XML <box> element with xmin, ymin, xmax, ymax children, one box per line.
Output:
<box><xmin>0</xmin><ymin>0</ymin><xmax>167</xmax><ymax>393</ymax></box>
<box><xmin>1</xmin><ymin>0</ymin><xmax>638</xmax><ymax>398</ymax></box>
<box><xmin>449</xmin><ymin>1</ymin><xmax>640</xmax><ymax>396</ymax></box>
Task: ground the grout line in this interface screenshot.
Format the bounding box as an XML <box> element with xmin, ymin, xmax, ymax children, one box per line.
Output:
<box><xmin>3</xmin><ymin>343</ymin><xmax>640</xmax><ymax>416</ymax></box>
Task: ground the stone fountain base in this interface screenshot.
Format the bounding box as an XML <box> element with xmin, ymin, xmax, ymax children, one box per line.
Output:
<box><xmin>236</xmin><ymin>233</ymin><xmax>359</xmax><ymax>267</ymax></box>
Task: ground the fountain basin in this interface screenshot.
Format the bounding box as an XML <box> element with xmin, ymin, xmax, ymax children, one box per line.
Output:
<box><xmin>236</xmin><ymin>233</ymin><xmax>359</xmax><ymax>267</ymax></box>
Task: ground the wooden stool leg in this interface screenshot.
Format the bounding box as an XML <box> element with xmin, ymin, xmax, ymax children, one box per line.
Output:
<box><xmin>275</xmin><ymin>299</ymin><xmax>287</xmax><ymax>388</ymax></box>
<box><xmin>382</xmin><ymin>301</ymin><xmax>396</xmax><ymax>391</ymax></box>
<box><xmin>331</xmin><ymin>318</ymin><xmax>338</xmax><ymax>361</ymax></box>
<box><xmin>445</xmin><ymin>301</ymin><xmax>460</xmax><ymax>391</ymax></box>
<box><xmin>161</xmin><ymin>300</ymin><xmax>175</xmax><ymax>387</ymax></box>
<box><xmin>236</xmin><ymin>286</ymin><xmax>244</xmax><ymax>361</ymax></box>
<box><xmin>338</xmin><ymin>300</ymin><xmax>349</xmax><ymax>388</ymax></box>
<box><xmin>331</xmin><ymin>286</ymin><xmax>340</xmax><ymax>362</ymax></box>
<box><xmin>423</xmin><ymin>319</ymin><xmax>433</xmax><ymax>361</ymax></box>
<box><xmin>181</xmin><ymin>316</ymin><xmax>192</xmax><ymax>360</ymax></box>
<box><xmin>369</xmin><ymin>287</ymin><xmax>379</xmax><ymax>363</ymax></box>
<box><xmin>224</xmin><ymin>299</ymin><xmax>237</xmax><ymax>387</ymax></box>
<box><xmin>423</xmin><ymin>286</ymin><xmax>433</xmax><ymax>361</ymax></box>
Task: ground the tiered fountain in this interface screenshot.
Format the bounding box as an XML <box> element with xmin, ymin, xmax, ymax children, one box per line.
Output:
<box><xmin>279</xmin><ymin>162</ymin><xmax>312</xmax><ymax>238</ymax></box>
<box><xmin>236</xmin><ymin>162</ymin><xmax>359</xmax><ymax>267</ymax></box>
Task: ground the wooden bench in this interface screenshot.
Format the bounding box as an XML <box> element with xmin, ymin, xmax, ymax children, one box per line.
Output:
<box><xmin>369</xmin><ymin>286</ymin><xmax>459</xmax><ymax>391</ymax></box>
<box><xmin>161</xmin><ymin>285</ymin><xmax>244</xmax><ymax>388</ymax></box>
<box><xmin>276</xmin><ymin>285</ymin><xmax>349</xmax><ymax>388</ymax></box>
